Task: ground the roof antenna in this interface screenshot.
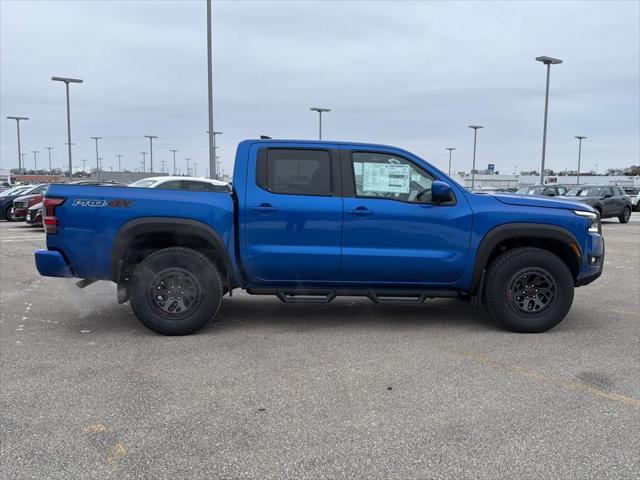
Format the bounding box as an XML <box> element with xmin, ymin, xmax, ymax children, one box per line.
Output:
<box><xmin>260</xmin><ymin>135</ymin><xmax>272</xmax><ymax>139</ymax></box>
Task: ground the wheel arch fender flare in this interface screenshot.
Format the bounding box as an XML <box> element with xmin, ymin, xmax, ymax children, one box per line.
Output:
<box><xmin>470</xmin><ymin>223</ymin><xmax>582</xmax><ymax>295</ymax></box>
<box><xmin>110</xmin><ymin>217</ymin><xmax>236</xmax><ymax>286</ymax></box>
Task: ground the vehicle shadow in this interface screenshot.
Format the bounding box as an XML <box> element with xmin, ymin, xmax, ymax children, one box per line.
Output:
<box><xmin>203</xmin><ymin>295</ymin><xmax>500</xmax><ymax>335</ymax></box>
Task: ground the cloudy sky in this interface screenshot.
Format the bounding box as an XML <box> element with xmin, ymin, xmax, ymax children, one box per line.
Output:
<box><xmin>1</xmin><ymin>0</ymin><xmax>638</xmax><ymax>176</ymax></box>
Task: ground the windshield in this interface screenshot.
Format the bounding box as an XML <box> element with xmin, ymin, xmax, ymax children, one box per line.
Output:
<box><xmin>0</xmin><ymin>186</ymin><xmax>29</xmax><ymax>197</ymax></box>
<box><xmin>128</xmin><ymin>179</ymin><xmax>158</xmax><ymax>188</ymax></box>
<box><xmin>516</xmin><ymin>186</ymin><xmax>546</xmax><ymax>195</ymax></box>
<box><xmin>565</xmin><ymin>187</ymin><xmax>602</xmax><ymax>197</ymax></box>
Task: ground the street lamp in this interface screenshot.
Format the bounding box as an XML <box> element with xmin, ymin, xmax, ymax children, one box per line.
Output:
<box><xmin>90</xmin><ymin>137</ymin><xmax>102</xmax><ymax>180</ymax></box>
<box><xmin>468</xmin><ymin>125</ymin><xmax>483</xmax><ymax>190</ymax></box>
<box><xmin>45</xmin><ymin>147</ymin><xmax>54</xmax><ymax>173</ymax></box>
<box><xmin>144</xmin><ymin>135</ymin><xmax>158</xmax><ymax>172</ymax></box>
<box><xmin>32</xmin><ymin>150</ymin><xmax>39</xmax><ymax>172</ymax></box>
<box><xmin>193</xmin><ymin>162</ymin><xmax>198</xmax><ymax>177</ymax></box>
<box><xmin>575</xmin><ymin>136</ymin><xmax>586</xmax><ymax>185</ymax></box>
<box><xmin>51</xmin><ymin>76</ymin><xmax>83</xmax><ymax>178</ymax></box>
<box><xmin>6</xmin><ymin>116</ymin><xmax>28</xmax><ymax>173</ymax></box>
<box><xmin>161</xmin><ymin>160</ymin><xmax>166</xmax><ymax>173</ymax></box>
<box><xmin>535</xmin><ymin>56</ymin><xmax>563</xmax><ymax>185</ymax></box>
<box><xmin>206</xmin><ymin>0</ymin><xmax>215</xmax><ymax>181</ymax></box>
<box><xmin>140</xmin><ymin>152</ymin><xmax>147</xmax><ymax>172</ymax></box>
<box><xmin>170</xmin><ymin>149</ymin><xmax>178</xmax><ymax>175</ymax></box>
<box><xmin>445</xmin><ymin>147</ymin><xmax>456</xmax><ymax>176</ymax></box>
<box><xmin>116</xmin><ymin>154</ymin><xmax>123</xmax><ymax>172</ymax></box>
<box><xmin>310</xmin><ymin>107</ymin><xmax>330</xmax><ymax>140</ymax></box>
<box><xmin>186</xmin><ymin>158</ymin><xmax>191</xmax><ymax>176</ymax></box>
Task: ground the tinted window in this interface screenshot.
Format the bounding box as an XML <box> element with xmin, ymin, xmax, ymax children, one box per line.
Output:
<box><xmin>257</xmin><ymin>149</ymin><xmax>331</xmax><ymax>196</ymax></box>
<box><xmin>129</xmin><ymin>179</ymin><xmax>158</xmax><ymax>188</ymax></box>
<box><xmin>183</xmin><ymin>181</ymin><xmax>211</xmax><ymax>192</ymax></box>
<box><xmin>156</xmin><ymin>181</ymin><xmax>182</xmax><ymax>190</ymax></box>
<box><xmin>352</xmin><ymin>152</ymin><xmax>434</xmax><ymax>203</ymax></box>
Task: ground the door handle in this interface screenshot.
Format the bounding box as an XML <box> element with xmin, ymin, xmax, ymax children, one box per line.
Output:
<box><xmin>250</xmin><ymin>203</ymin><xmax>278</xmax><ymax>213</ymax></box>
<box><xmin>346</xmin><ymin>207</ymin><xmax>374</xmax><ymax>216</ymax></box>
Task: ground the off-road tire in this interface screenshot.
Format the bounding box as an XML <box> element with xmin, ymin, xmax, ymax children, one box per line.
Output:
<box><xmin>129</xmin><ymin>247</ymin><xmax>223</xmax><ymax>335</ymax></box>
<box><xmin>484</xmin><ymin>247</ymin><xmax>574</xmax><ymax>333</ymax></box>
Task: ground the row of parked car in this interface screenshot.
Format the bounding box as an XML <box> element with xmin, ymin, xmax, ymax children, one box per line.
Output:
<box><xmin>0</xmin><ymin>176</ymin><xmax>231</xmax><ymax>226</ymax></box>
<box><xmin>513</xmin><ymin>184</ymin><xmax>639</xmax><ymax>223</ymax></box>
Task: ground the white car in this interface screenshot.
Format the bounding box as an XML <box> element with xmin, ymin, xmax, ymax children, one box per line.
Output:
<box><xmin>623</xmin><ymin>187</ymin><xmax>640</xmax><ymax>211</ymax></box>
<box><xmin>129</xmin><ymin>176</ymin><xmax>231</xmax><ymax>192</ymax></box>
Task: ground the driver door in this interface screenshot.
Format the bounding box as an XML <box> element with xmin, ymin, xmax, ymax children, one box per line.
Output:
<box><xmin>340</xmin><ymin>148</ymin><xmax>473</xmax><ymax>285</ymax></box>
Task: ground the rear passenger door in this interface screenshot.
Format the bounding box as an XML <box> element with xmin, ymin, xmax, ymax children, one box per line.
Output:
<box><xmin>243</xmin><ymin>145</ymin><xmax>343</xmax><ymax>283</ymax></box>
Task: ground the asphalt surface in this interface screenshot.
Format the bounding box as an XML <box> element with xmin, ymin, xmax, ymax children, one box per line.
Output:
<box><xmin>1</xmin><ymin>215</ymin><xmax>639</xmax><ymax>479</ymax></box>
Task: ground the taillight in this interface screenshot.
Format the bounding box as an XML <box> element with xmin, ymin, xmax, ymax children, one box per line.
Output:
<box><xmin>43</xmin><ymin>197</ymin><xmax>66</xmax><ymax>234</ymax></box>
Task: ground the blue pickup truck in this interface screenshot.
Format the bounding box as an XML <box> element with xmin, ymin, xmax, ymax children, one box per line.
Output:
<box><xmin>35</xmin><ymin>139</ymin><xmax>604</xmax><ymax>335</ymax></box>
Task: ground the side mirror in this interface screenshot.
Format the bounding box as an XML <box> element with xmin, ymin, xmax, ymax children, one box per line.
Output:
<box><xmin>432</xmin><ymin>180</ymin><xmax>452</xmax><ymax>203</ymax></box>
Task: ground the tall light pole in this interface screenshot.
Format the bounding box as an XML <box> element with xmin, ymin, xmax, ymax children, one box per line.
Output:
<box><xmin>161</xmin><ymin>159</ymin><xmax>166</xmax><ymax>173</ymax></box>
<box><xmin>170</xmin><ymin>149</ymin><xmax>178</xmax><ymax>175</ymax></box>
<box><xmin>186</xmin><ymin>158</ymin><xmax>191</xmax><ymax>176</ymax></box>
<box><xmin>140</xmin><ymin>152</ymin><xmax>147</xmax><ymax>173</ymax></box>
<box><xmin>116</xmin><ymin>154</ymin><xmax>123</xmax><ymax>172</ymax></box>
<box><xmin>20</xmin><ymin>153</ymin><xmax>26</xmax><ymax>172</ymax></box>
<box><xmin>206</xmin><ymin>0</ymin><xmax>216</xmax><ymax>181</ymax></box>
<box><xmin>193</xmin><ymin>162</ymin><xmax>198</xmax><ymax>177</ymax></box>
<box><xmin>468</xmin><ymin>125</ymin><xmax>483</xmax><ymax>190</ymax></box>
<box><xmin>82</xmin><ymin>159</ymin><xmax>87</xmax><ymax>172</ymax></box>
<box><xmin>310</xmin><ymin>107</ymin><xmax>330</xmax><ymax>140</ymax></box>
<box><xmin>51</xmin><ymin>77</ymin><xmax>83</xmax><ymax>178</ymax></box>
<box><xmin>32</xmin><ymin>150</ymin><xmax>39</xmax><ymax>172</ymax></box>
<box><xmin>45</xmin><ymin>147</ymin><xmax>54</xmax><ymax>173</ymax></box>
<box><xmin>6</xmin><ymin>116</ymin><xmax>28</xmax><ymax>173</ymax></box>
<box><xmin>144</xmin><ymin>135</ymin><xmax>158</xmax><ymax>172</ymax></box>
<box><xmin>445</xmin><ymin>147</ymin><xmax>456</xmax><ymax>176</ymax></box>
<box><xmin>575</xmin><ymin>136</ymin><xmax>586</xmax><ymax>185</ymax></box>
<box><xmin>90</xmin><ymin>136</ymin><xmax>102</xmax><ymax>179</ymax></box>
<box><xmin>535</xmin><ymin>56</ymin><xmax>563</xmax><ymax>185</ymax></box>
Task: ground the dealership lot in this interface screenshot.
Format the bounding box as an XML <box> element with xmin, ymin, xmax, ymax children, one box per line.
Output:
<box><xmin>1</xmin><ymin>216</ymin><xmax>639</xmax><ymax>479</ymax></box>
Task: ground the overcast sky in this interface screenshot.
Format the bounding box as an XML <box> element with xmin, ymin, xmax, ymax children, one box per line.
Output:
<box><xmin>1</xmin><ymin>0</ymin><xmax>639</xmax><ymax>176</ymax></box>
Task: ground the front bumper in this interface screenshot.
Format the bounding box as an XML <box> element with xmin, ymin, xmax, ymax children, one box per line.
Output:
<box><xmin>26</xmin><ymin>209</ymin><xmax>42</xmax><ymax>225</ymax></box>
<box><xmin>34</xmin><ymin>250</ymin><xmax>74</xmax><ymax>278</ymax></box>
<box><xmin>576</xmin><ymin>234</ymin><xmax>605</xmax><ymax>286</ymax></box>
<box><xmin>11</xmin><ymin>207</ymin><xmax>27</xmax><ymax>220</ymax></box>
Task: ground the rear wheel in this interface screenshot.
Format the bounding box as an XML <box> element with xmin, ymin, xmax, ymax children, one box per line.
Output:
<box><xmin>484</xmin><ymin>247</ymin><xmax>574</xmax><ymax>333</ymax></box>
<box><xmin>129</xmin><ymin>247</ymin><xmax>223</xmax><ymax>335</ymax></box>
<box><xmin>619</xmin><ymin>206</ymin><xmax>631</xmax><ymax>224</ymax></box>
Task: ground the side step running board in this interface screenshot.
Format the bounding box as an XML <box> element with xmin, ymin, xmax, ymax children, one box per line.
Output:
<box><xmin>247</xmin><ymin>287</ymin><xmax>459</xmax><ymax>305</ymax></box>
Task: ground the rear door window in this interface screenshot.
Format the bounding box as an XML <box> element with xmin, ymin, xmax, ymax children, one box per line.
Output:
<box><xmin>183</xmin><ymin>181</ymin><xmax>211</xmax><ymax>192</ymax></box>
<box><xmin>156</xmin><ymin>181</ymin><xmax>182</xmax><ymax>190</ymax></box>
<box><xmin>257</xmin><ymin>149</ymin><xmax>332</xmax><ymax>196</ymax></box>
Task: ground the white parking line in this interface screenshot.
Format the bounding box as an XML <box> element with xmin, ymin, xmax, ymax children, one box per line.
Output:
<box><xmin>0</xmin><ymin>236</ymin><xmax>45</xmax><ymax>241</ymax></box>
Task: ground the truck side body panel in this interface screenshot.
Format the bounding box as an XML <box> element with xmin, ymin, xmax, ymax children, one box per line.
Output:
<box><xmin>44</xmin><ymin>184</ymin><xmax>235</xmax><ymax>280</ymax></box>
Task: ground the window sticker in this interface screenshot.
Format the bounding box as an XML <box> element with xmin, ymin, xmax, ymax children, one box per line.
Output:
<box><xmin>362</xmin><ymin>163</ymin><xmax>411</xmax><ymax>193</ymax></box>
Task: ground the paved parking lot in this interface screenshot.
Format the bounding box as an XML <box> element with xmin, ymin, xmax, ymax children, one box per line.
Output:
<box><xmin>1</xmin><ymin>215</ymin><xmax>639</xmax><ymax>479</ymax></box>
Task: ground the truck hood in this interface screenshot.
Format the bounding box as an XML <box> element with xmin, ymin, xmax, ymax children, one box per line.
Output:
<box><xmin>486</xmin><ymin>193</ymin><xmax>595</xmax><ymax>212</ymax></box>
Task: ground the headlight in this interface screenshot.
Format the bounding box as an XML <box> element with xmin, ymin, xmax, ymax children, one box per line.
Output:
<box><xmin>573</xmin><ymin>210</ymin><xmax>600</xmax><ymax>234</ymax></box>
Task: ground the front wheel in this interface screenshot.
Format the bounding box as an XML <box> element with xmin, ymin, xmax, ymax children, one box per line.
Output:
<box><xmin>4</xmin><ymin>205</ymin><xmax>15</xmax><ymax>222</ymax></box>
<box><xmin>129</xmin><ymin>247</ymin><xmax>223</xmax><ymax>335</ymax></box>
<box><xmin>619</xmin><ymin>206</ymin><xmax>631</xmax><ymax>224</ymax></box>
<box><xmin>484</xmin><ymin>247</ymin><xmax>574</xmax><ymax>333</ymax></box>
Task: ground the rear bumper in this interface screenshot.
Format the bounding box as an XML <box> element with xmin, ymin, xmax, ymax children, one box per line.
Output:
<box><xmin>34</xmin><ymin>249</ymin><xmax>74</xmax><ymax>278</ymax></box>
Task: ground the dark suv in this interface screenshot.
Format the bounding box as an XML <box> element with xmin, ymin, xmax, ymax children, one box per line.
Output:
<box><xmin>564</xmin><ymin>185</ymin><xmax>632</xmax><ymax>223</ymax></box>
